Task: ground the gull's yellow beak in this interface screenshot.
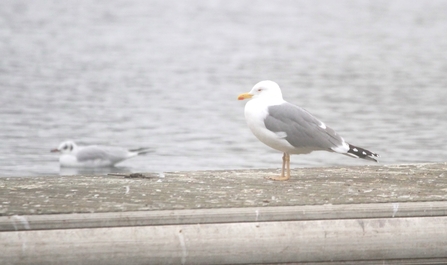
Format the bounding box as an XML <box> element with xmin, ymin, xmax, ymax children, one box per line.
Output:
<box><xmin>237</xmin><ymin>93</ymin><xmax>253</xmax><ymax>100</ymax></box>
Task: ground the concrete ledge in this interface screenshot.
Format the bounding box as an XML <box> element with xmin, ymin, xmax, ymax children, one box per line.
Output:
<box><xmin>2</xmin><ymin>216</ymin><xmax>447</xmax><ymax>265</ymax></box>
<box><xmin>1</xmin><ymin>201</ymin><xmax>447</xmax><ymax>231</ymax></box>
<box><xmin>1</xmin><ymin>163</ymin><xmax>447</xmax><ymax>216</ymax></box>
<box><xmin>1</xmin><ymin>163</ymin><xmax>447</xmax><ymax>264</ymax></box>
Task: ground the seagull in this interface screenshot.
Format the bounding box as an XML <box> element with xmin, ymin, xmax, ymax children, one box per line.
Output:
<box><xmin>51</xmin><ymin>140</ymin><xmax>151</xmax><ymax>168</ymax></box>
<box><xmin>238</xmin><ymin>80</ymin><xmax>379</xmax><ymax>181</ymax></box>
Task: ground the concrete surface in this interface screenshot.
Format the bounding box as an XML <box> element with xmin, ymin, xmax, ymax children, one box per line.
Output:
<box><xmin>1</xmin><ymin>163</ymin><xmax>447</xmax><ymax>265</ymax></box>
<box><xmin>1</xmin><ymin>163</ymin><xmax>446</xmax><ymax>216</ymax></box>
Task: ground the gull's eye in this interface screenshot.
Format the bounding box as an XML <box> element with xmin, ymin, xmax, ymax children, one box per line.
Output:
<box><xmin>62</xmin><ymin>144</ymin><xmax>73</xmax><ymax>151</ymax></box>
<box><xmin>257</xmin><ymin>88</ymin><xmax>262</xmax><ymax>92</ymax></box>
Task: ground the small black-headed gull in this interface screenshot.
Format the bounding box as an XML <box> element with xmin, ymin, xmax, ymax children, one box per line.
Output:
<box><xmin>51</xmin><ymin>140</ymin><xmax>151</xmax><ymax>167</ymax></box>
<box><xmin>238</xmin><ymin>80</ymin><xmax>379</xmax><ymax>181</ymax></box>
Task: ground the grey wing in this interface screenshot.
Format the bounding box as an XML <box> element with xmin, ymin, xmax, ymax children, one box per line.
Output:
<box><xmin>76</xmin><ymin>146</ymin><xmax>128</xmax><ymax>162</ymax></box>
<box><xmin>264</xmin><ymin>103</ymin><xmax>344</xmax><ymax>151</ymax></box>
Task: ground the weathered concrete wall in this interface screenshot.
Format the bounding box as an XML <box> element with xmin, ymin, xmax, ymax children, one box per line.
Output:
<box><xmin>1</xmin><ymin>163</ymin><xmax>447</xmax><ymax>265</ymax></box>
<box><xmin>1</xmin><ymin>163</ymin><xmax>446</xmax><ymax>216</ymax></box>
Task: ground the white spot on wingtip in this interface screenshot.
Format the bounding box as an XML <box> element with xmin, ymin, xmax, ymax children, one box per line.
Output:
<box><xmin>319</xmin><ymin>122</ymin><xmax>327</xmax><ymax>129</ymax></box>
<box><xmin>331</xmin><ymin>141</ymin><xmax>350</xmax><ymax>154</ymax></box>
<box><xmin>362</xmin><ymin>151</ymin><xmax>367</xmax><ymax>155</ymax></box>
<box><xmin>353</xmin><ymin>148</ymin><xmax>358</xmax><ymax>152</ymax></box>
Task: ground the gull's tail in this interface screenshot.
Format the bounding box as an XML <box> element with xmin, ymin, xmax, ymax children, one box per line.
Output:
<box><xmin>345</xmin><ymin>144</ymin><xmax>379</xmax><ymax>162</ymax></box>
<box><xmin>129</xmin><ymin>147</ymin><xmax>153</xmax><ymax>155</ymax></box>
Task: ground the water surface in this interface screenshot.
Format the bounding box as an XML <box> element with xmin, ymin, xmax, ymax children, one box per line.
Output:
<box><xmin>1</xmin><ymin>0</ymin><xmax>447</xmax><ymax>177</ymax></box>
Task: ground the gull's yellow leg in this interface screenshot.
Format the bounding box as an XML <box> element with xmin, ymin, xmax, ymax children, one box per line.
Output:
<box><xmin>267</xmin><ymin>153</ymin><xmax>291</xmax><ymax>181</ymax></box>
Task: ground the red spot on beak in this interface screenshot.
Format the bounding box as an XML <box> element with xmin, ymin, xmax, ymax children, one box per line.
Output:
<box><xmin>238</xmin><ymin>93</ymin><xmax>252</xmax><ymax>100</ymax></box>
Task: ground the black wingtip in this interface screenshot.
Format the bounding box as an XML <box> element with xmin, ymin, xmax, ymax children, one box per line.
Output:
<box><xmin>347</xmin><ymin>144</ymin><xmax>379</xmax><ymax>162</ymax></box>
<box><xmin>129</xmin><ymin>147</ymin><xmax>153</xmax><ymax>155</ymax></box>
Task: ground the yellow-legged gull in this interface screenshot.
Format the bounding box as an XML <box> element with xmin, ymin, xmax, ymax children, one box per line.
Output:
<box><xmin>238</xmin><ymin>80</ymin><xmax>379</xmax><ymax>181</ymax></box>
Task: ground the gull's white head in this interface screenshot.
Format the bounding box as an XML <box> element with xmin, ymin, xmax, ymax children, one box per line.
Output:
<box><xmin>51</xmin><ymin>140</ymin><xmax>77</xmax><ymax>154</ymax></box>
<box><xmin>238</xmin><ymin>80</ymin><xmax>283</xmax><ymax>101</ymax></box>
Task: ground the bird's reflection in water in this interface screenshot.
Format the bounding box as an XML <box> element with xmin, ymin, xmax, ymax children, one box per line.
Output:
<box><xmin>59</xmin><ymin>166</ymin><xmax>132</xmax><ymax>176</ymax></box>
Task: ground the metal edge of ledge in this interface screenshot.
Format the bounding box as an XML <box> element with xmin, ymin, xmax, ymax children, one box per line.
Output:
<box><xmin>1</xmin><ymin>216</ymin><xmax>447</xmax><ymax>264</ymax></box>
<box><xmin>1</xmin><ymin>201</ymin><xmax>447</xmax><ymax>231</ymax></box>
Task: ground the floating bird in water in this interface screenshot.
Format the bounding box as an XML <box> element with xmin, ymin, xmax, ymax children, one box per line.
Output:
<box><xmin>51</xmin><ymin>140</ymin><xmax>151</xmax><ymax>168</ymax></box>
<box><xmin>238</xmin><ymin>80</ymin><xmax>379</xmax><ymax>181</ymax></box>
